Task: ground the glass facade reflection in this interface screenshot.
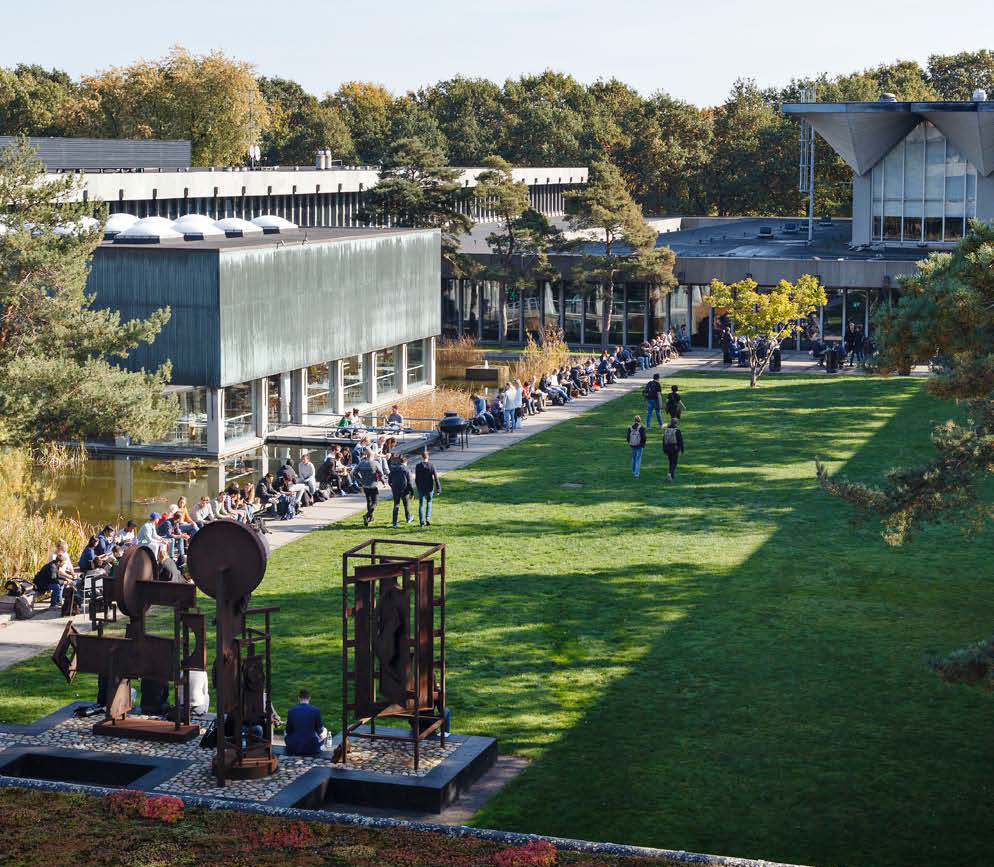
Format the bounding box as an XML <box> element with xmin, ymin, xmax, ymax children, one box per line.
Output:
<box><xmin>343</xmin><ymin>355</ymin><xmax>364</xmax><ymax>407</ymax></box>
<box><xmin>406</xmin><ymin>339</ymin><xmax>426</xmax><ymax>386</ymax></box>
<box><xmin>224</xmin><ymin>382</ymin><xmax>254</xmax><ymax>443</ymax></box>
<box><xmin>375</xmin><ymin>347</ymin><xmax>397</xmax><ymax>398</ymax></box>
<box><xmin>871</xmin><ymin>121</ymin><xmax>978</xmax><ymax>243</ymax></box>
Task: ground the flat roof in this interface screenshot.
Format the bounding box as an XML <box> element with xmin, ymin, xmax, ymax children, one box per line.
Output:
<box><xmin>100</xmin><ymin>226</ymin><xmax>437</xmax><ymax>252</ymax></box>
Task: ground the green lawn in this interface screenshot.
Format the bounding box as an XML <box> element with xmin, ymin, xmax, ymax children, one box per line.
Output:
<box><xmin>3</xmin><ymin>373</ymin><xmax>994</xmax><ymax>867</ymax></box>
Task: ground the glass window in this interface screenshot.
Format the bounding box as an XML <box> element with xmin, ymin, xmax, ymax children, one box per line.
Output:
<box><xmin>822</xmin><ymin>290</ymin><xmax>843</xmax><ymax>346</ymax></box>
<box><xmin>480</xmin><ymin>281</ymin><xmax>500</xmax><ymax>342</ymax></box>
<box><xmin>690</xmin><ymin>286</ymin><xmax>710</xmax><ymax>347</ymax></box>
<box><xmin>584</xmin><ymin>288</ymin><xmax>603</xmax><ymax>345</ymax></box>
<box><xmin>504</xmin><ymin>285</ymin><xmax>521</xmax><ymax>343</ymax></box>
<box><xmin>626</xmin><ymin>284</ymin><xmax>647</xmax><ymax>344</ymax></box>
<box><xmin>267</xmin><ymin>374</ymin><xmax>289</xmax><ymax>427</ymax></box>
<box><xmin>376</xmin><ymin>348</ymin><xmax>397</xmax><ymax>398</ymax></box>
<box><xmin>651</xmin><ymin>291</ymin><xmax>667</xmax><ymax>337</ymax></box>
<box><xmin>563</xmin><ymin>287</ymin><xmax>582</xmax><ymax>343</ymax></box>
<box><xmin>162</xmin><ymin>386</ymin><xmax>208</xmax><ymax>448</ymax></box>
<box><xmin>544</xmin><ymin>281</ymin><xmax>561</xmax><ymax>334</ymax></box>
<box><xmin>307</xmin><ymin>362</ymin><xmax>330</xmax><ymax>414</ymax></box>
<box><xmin>441</xmin><ymin>279</ymin><xmax>460</xmax><ymax>338</ymax></box>
<box><xmin>343</xmin><ymin>355</ymin><xmax>364</xmax><ymax>407</ymax></box>
<box><xmin>406</xmin><ymin>339</ymin><xmax>425</xmax><ymax>386</ymax></box>
<box><xmin>223</xmin><ymin>382</ymin><xmax>254</xmax><ymax>444</ymax></box>
<box><xmin>462</xmin><ymin>281</ymin><xmax>479</xmax><ymax>338</ymax></box>
<box><xmin>608</xmin><ymin>291</ymin><xmax>624</xmax><ymax>345</ymax></box>
<box><xmin>669</xmin><ymin>285</ymin><xmax>689</xmax><ymax>334</ymax></box>
<box><xmin>522</xmin><ymin>284</ymin><xmax>542</xmax><ymax>341</ymax></box>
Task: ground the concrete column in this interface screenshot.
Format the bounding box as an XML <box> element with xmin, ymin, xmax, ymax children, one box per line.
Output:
<box><xmin>207</xmin><ymin>463</ymin><xmax>227</xmax><ymax>496</ymax></box>
<box><xmin>290</xmin><ymin>368</ymin><xmax>307</xmax><ymax>424</ymax></box>
<box><xmin>396</xmin><ymin>343</ymin><xmax>408</xmax><ymax>395</ymax></box>
<box><xmin>330</xmin><ymin>359</ymin><xmax>345</xmax><ymax>415</ymax></box>
<box><xmin>278</xmin><ymin>373</ymin><xmax>291</xmax><ymax>425</ymax></box>
<box><xmin>364</xmin><ymin>351</ymin><xmax>377</xmax><ymax>405</ymax></box>
<box><xmin>426</xmin><ymin>336</ymin><xmax>437</xmax><ymax>387</ymax></box>
<box><xmin>253</xmin><ymin>378</ymin><xmax>268</xmax><ymax>439</ymax></box>
<box><xmin>206</xmin><ymin>387</ymin><xmax>224</xmax><ymax>456</ymax></box>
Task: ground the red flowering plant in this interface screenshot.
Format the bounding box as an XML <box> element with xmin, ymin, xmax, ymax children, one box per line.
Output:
<box><xmin>245</xmin><ymin>820</ymin><xmax>315</xmax><ymax>850</ymax></box>
<box><xmin>493</xmin><ymin>839</ymin><xmax>557</xmax><ymax>867</ymax></box>
<box><xmin>106</xmin><ymin>790</ymin><xmax>185</xmax><ymax>824</ymax></box>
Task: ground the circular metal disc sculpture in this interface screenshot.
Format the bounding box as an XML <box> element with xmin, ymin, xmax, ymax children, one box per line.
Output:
<box><xmin>188</xmin><ymin>519</ymin><xmax>279</xmax><ymax>785</ymax></box>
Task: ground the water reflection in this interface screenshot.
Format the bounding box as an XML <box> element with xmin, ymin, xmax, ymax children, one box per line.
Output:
<box><xmin>43</xmin><ymin>444</ymin><xmax>339</xmax><ymax>527</ymax></box>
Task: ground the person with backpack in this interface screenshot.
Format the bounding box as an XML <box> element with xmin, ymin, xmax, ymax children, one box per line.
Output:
<box><xmin>626</xmin><ymin>414</ymin><xmax>647</xmax><ymax>478</ymax></box>
<box><xmin>662</xmin><ymin>418</ymin><xmax>685</xmax><ymax>481</ymax></box>
<box><xmin>643</xmin><ymin>374</ymin><xmax>663</xmax><ymax>428</ymax></box>
<box><xmin>354</xmin><ymin>451</ymin><xmax>380</xmax><ymax>527</ymax></box>
<box><xmin>388</xmin><ymin>455</ymin><xmax>415</xmax><ymax>528</ymax></box>
<box><xmin>414</xmin><ymin>451</ymin><xmax>441</xmax><ymax>527</ymax></box>
<box><xmin>665</xmin><ymin>385</ymin><xmax>686</xmax><ymax>421</ymax></box>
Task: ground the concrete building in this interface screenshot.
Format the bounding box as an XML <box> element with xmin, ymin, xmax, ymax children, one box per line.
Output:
<box><xmin>444</xmin><ymin>97</ymin><xmax>994</xmax><ymax>349</ymax></box>
<box><xmin>89</xmin><ymin>224</ymin><xmax>440</xmax><ymax>457</ymax></box>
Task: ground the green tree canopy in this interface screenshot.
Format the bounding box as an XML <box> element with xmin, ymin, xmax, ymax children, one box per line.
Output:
<box><xmin>258</xmin><ymin>76</ymin><xmax>354</xmax><ymax>165</ymax></box>
<box><xmin>327</xmin><ymin>81</ymin><xmax>395</xmax><ymax>165</ymax></box>
<box><xmin>565</xmin><ymin>158</ymin><xmax>676</xmax><ymax>348</ymax></box>
<box><xmin>416</xmin><ymin>77</ymin><xmax>502</xmax><ymax>166</ymax></box>
<box><xmin>0</xmin><ymin>140</ymin><xmax>177</xmax><ymax>445</ymax></box>
<box><xmin>0</xmin><ymin>65</ymin><xmax>78</xmax><ymax>137</ymax></box>
<box><xmin>928</xmin><ymin>50</ymin><xmax>994</xmax><ymax>99</ymax></box>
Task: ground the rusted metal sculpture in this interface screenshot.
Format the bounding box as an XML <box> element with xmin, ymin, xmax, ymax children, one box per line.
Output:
<box><xmin>52</xmin><ymin>546</ymin><xmax>205</xmax><ymax>743</ymax></box>
<box><xmin>338</xmin><ymin>539</ymin><xmax>446</xmax><ymax>771</ymax></box>
<box><xmin>187</xmin><ymin>519</ymin><xmax>278</xmax><ymax>785</ymax></box>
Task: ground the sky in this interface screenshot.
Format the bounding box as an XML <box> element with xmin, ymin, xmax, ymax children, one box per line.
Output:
<box><xmin>4</xmin><ymin>0</ymin><xmax>993</xmax><ymax>106</ymax></box>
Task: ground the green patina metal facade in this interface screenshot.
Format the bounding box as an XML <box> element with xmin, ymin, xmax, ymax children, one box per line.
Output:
<box><xmin>87</xmin><ymin>229</ymin><xmax>441</xmax><ymax>387</ymax></box>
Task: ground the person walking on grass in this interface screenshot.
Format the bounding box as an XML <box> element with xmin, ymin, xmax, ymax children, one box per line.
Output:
<box><xmin>414</xmin><ymin>451</ymin><xmax>441</xmax><ymax>527</ymax></box>
<box><xmin>665</xmin><ymin>384</ymin><xmax>686</xmax><ymax>421</ymax></box>
<box><xmin>354</xmin><ymin>451</ymin><xmax>380</xmax><ymax>527</ymax></box>
<box><xmin>643</xmin><ymin>373</ymin><xmax>663</xmax><ymax>428</ymax></box>
<box><xmin>662</xmin><ymin>417</ymin><xmax>685</xmax><ymax>482</ymax></box>
<box><xmin>626</xmin><ymin>414</ymin><xmax>647</xmax><ymax>479</ymax></box>
<box><xmin>388</xmin><ymin>455</ymin><xmax>415</xmax><ymax>528</ymax></box>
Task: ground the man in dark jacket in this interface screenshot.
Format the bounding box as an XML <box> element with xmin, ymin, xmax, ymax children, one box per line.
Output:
<box><xmin>414</xmin><ymin>451</ymin><xmax>441</xmax><ymax>527</ymax></box>
<box><xmin>255</xmin><ymin>473</ymin><xmax>278</xmax><ymax>508</ymax></box>
<box><xmin>388</xmin><ymin>456</ymin><xmax>414</xmax><ymax>528</ymax></box>
<box><xmin>644</xmin><ymin>374</ymin><xmax>663</xmax><ymax>428</ymax></box>
<box><xmin>665</xmin><ymin>385</ymin><xmax>685</xmax><ymax>421</ymax></box>
<box><xmin>284</xmin><ymin>689</ymin><xmax>325</xmax><ymax>756</ymax></box>
<box><xmin>662</xmin><ymin>418</ymin><xmax>685</xmax><ymax>482</ymax></box>
<box><xmin>626</xmin><ymin>415</ymin><xmax>647</xmax><ymax>478</ymax></box>
<box><xmin>353</xmin><ymin>453</ymin><xmax>379</xmax><ymax>527</ymax></box>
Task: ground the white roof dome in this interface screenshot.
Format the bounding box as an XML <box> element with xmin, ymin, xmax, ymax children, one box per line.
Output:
<box><xmin>104</xmin><ymin>213</ymin><xmax>139</xmax><ymax>237</ymax></box>
<box><xmin>251</xmin><ymin>214</ymin><xmax>298</xmax><ymax>233</ymax></box>
<box><xmin>214</xmin><ymin>217</ymin><xmax>263</xmax><ymax>237</ymax></box>
<box><xmin>173</xmin><ymin>214</ymin><xmax>224</xmax><ymax>238</ymax></box>
<box><xmin>54</xmin><ymin>216</ymin><xmax>101</xmax><ymax>237</ymax></box>
<box><xmin>114</xmin><ymin>217</ymin><xmax>183</xmax><ymax>243</ymax></box>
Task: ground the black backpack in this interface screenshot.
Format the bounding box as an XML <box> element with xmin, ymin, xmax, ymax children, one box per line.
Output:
<box><xmin>642</xmin><ymin>382</ymin><xmax>652</xmax><ymax>399</ymax></box>
<box><xmin>666</xmin><ymin>394</ymin><xmax>682</xmax><ymax>417</ymax></box>
<box><xmin>14</xmin><ymin>596</ymin><xmax>34</xmax><ymax>620</ymax></box>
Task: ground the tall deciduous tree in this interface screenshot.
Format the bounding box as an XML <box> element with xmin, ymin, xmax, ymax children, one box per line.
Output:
<box><xmin>565</xmin><ymin>159</ymin><xmax>676</xmax><ymax>348</ymax></box>
<box><xmin>0</xmin><ymin>65</ymin><xmax>78</xmax><ymax>137</ymax></box>
<box><xmin>357</xmin><ymin>137</ymin><xmax>473</xmax><ymax>273</ymax></box>
<box><xmin>328</xmin><ymin>81</ymin><xmax>395</xmax><ymax>165</ymax></box>
<box><xmin>817</xmin><ymin>224</ymin><xmax>994</xmax><ymax>687</ymax></box>
<box><xmin>416</xmin><ymin>77</ymin><xmax>502</xmax><ymax>166</ymax></box>
<box><xmin>0</xmin><ymin>141</ymin><xmax>177</xmax><ymax>445</ymax></box>
<box><xmin>705</xmin><ymin>276</ymin><xmax>827</xmax><ymax>386</ymax></box>
<box><xmin>928</xmin><ymin>50</ymin><xmax>994</xmax><ymax>100</ymax></box>
<box><xmin>74</xmin><ymin>47</ymin><xmax>268</xmax><ymax>166</ymax></box>
<box><xmin>258</xmin><ymin>76</ymin><xmax>354</xmax><ymax>165</ymax></box>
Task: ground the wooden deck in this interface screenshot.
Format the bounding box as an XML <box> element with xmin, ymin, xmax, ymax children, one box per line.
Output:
<box><xmin>266</xmin><ymin>424</ymin><xmax>439</xmax><ymax>454</ymax></box>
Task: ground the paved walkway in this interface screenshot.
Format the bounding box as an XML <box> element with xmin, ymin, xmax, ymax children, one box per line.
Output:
<box><xmin>0</xmin><ymin>350</ymin><xmax>927</xmax><ymax>672</ymax></box>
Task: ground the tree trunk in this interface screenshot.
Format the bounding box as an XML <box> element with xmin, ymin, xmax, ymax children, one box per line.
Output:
<box><xmin>601</xmin><ymin>279</ymin><xmax>613</xmax><ymax>349</ymax></box>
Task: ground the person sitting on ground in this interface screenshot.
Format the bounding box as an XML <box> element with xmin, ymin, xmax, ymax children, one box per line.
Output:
<box><xmin>388</xmin><ymin>455</ymin><xmax>414</xmax><ymax>528</ymax></box>
<box><xmin>211</xmin><ymin>491</ymin><xmax>232</xmax><ymax>521</ymax></box>
<box><xmin>298</xmin><ymin>452</ymin><xmax>318</xmax><ymax>495</ymax></box>
<box><xmin>386</xmin><ymin>404</ymin><xmax>404</xmax><ymax>427</ymax></box>
<box><xmin>34</xmin><ymin>553</ymin><xmax>75</xmax><ymax>609</ymax></box>
<box><xmin>174</xmin><ymin>497</ymin><xmax>199</xmax><ymax>536</ymax></box>
<box><xmin>337</xmin><ymin>408</ymin><xmax>354</xmax><ymax>428</ymax></box>
<box><xmin>255</xmin><ymin>473</ymin><xmax>279</xmax><ymax>509</ymax></box>
<box><xmin>157</xmin><ymin>545</ymin><xmax>184</xmax><ymax>582</ymax></box>
<box><xmin>284</xmin><ymin>688</ymin><xmax>326</xmax><ymax>756</ymax></box>
<box><xmin>157</xmin><ymin>512</ymin><xmax>190</xmax><ymax>565</ymax></box>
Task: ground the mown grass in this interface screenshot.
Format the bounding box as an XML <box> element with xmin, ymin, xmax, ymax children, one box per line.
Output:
<box><xmin>2</xmin><ymin>373</ymin><xmax>993</xmax><ymax>867</ymax></box>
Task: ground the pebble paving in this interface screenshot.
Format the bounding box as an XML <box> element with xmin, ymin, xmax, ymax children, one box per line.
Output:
<box><xmin>0</xmin><ymin>714</ymin><xmax>457</xmax><ymax>802</ymax></box>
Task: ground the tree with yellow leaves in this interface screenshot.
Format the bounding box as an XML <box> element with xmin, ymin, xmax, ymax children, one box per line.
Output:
<box><xmin>706</xmin><ymin>275</ymin><xmax>826</xmax><ymax>386</ymax></box>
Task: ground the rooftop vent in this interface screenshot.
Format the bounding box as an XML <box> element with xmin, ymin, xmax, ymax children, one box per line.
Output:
<box><xmin>879</xmin><ymin>92</ymin><xmax>898</xmax><ymax>102</ymax></box>
<box><xmin>973</xmin><ymin>88</ymin><xmax>988</xmax><ymax>102</ymax></box>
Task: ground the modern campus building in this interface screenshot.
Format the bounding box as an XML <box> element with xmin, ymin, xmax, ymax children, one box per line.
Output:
<box><xmin>8</xmin><ymin>135</ymin><xmax>588</xmax><ymax>456</ymax></box>
<box><xmin>442</xmin><ymin>96</ymin><xmax>994</xmax><ymax>350</ymax></box>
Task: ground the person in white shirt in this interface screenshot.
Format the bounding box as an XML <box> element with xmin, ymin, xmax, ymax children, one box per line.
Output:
<box><xmin>178</xmin><ymin>669</ymin><xmax>210</xmax><ymax>715</ymax></box>
<box><xmin>297</xmin><ymin>452</ymin><xmax>318</xmax><ymax>495</ymax></box>
<box><xmin>193</xmin><ymin>496</ymin><xmax>215</xmax><ymax>525</ymax></box>
<box><xmin>136</xmin><ymin>514</ymin><xmax>165</xmax><ymax>557</ymax></box>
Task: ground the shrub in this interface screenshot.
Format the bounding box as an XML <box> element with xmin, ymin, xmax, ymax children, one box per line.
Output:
<box><xmin>107</xmin><ymin>790</ymin><xmax>184</xmax><ymax>824</ymax></box>
<box><xmin>510</xmin><ymin>325</ymin><xmax>573</xmax><ymax>384</ymax></box>
<box><xmin>438</xmin><ymin>335</ymin><xmax>484</xmax><ymax>370</ymax></box>
<box><xmin>493</xmin><ymin>838</ymin><xmax>557</xmax><ymax>867</ymax></box>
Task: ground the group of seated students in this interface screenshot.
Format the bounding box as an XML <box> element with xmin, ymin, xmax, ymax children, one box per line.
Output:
<box><xmin>466</xmin><ymin>341</ymin><xmax>676</xmax><ymax>435</ymax></box>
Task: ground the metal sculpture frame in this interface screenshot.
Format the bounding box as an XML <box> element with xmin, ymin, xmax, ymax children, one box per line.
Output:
<box><xmin>339</xmin><ymin>539</ymin><xmax>446</xmax><ymax>771</ymax></box>
<box><xmin>187</xmin><ymin>519</ymin><xmax>278</xmax><ymax>786</ymax></box>
<box><xmin>52</xmin><ymin>545</ymin><xmax>205</xmax><ymax>743</ymax></box>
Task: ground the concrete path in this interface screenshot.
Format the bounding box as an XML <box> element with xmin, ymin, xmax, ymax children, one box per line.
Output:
<box><xmin>0</xmin><ymin>350</ymin><xmax>928</xmax><ymax>672</ymax></box>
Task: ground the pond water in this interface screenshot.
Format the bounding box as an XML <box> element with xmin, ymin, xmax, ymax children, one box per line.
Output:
<box><xmin>42</xmin><ymin>444</ymin><xmax>332</xmax><ymax>528</ymax></box>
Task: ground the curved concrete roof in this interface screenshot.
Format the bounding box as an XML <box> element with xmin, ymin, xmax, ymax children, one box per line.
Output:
<box><xmin>783</xmin><ymin>102</ymin><xmax>994</xmax><ymax>176</ymax></box>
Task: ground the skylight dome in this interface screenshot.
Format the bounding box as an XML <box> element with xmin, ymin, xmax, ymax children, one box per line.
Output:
<box><xmin>104</xmin><ymin>213</ymin><xmax>139</xmax><ymax>238</ymax></box>
<box><xmin>214</xmin><ymin>217</ymin><xmax>263</xmax><ymax>237</ymax></box>
<box><xmin>251</xmin><ymin>214</ymin><xmax>298</xmax><ymax>234</ymax></box>
<box><xmin>54</xmin><ymin>216</ymin><xmax>101</xmax><ymax>237</ymax></box>
<box><xmin>173</xmin><ymin>214</ymin><xmax>225</xmax><ymax>239</ymax></box>
<box><xmin>114</xmin><ymin>217</ymin><xmax>184</xmax><ymax>243</ymax></box>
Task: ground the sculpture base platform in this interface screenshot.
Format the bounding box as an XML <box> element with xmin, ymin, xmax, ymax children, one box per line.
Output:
<box><xmin>214</xmin><ymin>751</ymin><xmax>279</xmax><ymax>780</ymax></box>
<box><xmin>92</xmin><ymin>718</ymin><xmax>200</xmax><ymax>743</ymax></box>
<box><xmin>285</xmin><ymin>727</ymin><xmax>497</xmax><ymax>813</ymax></box>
